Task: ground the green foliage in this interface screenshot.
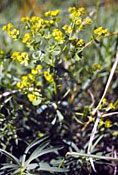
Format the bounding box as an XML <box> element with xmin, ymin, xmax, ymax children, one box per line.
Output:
<box><xmin>0</xmin><ymin>136</ymin><xmax>68</xmax><ymax>175</ymax></box>
<box><xmin>0</xmin><ymin>3</ymin><xmax>118</xmax><ymax>175</ymax></box>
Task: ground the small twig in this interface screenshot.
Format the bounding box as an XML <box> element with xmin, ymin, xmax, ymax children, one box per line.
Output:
<box><xmin>66</xmin><ymin>152</ymin><xmax>118</xmax><ymax>162</ymax></box>
<box><xmin>87</xmin><ymin>111</ymin><xmax>101</xmax><ymax>172</ymax></box>
<box><xmin>82</xmin><ymin>116</ymin><xmax>93</xmax><ymax>131</ymax></box>
<box><xmin>87</xmin><ymin>111</ymin><xmax>101</xmax><ymax>154</ymax></box>
<box><xmin>92</xmin><ymin>52</ymin><xmax>118</xmax><ymax>116</ymax></box>
<box><xmin>102</xmin><ymin>112</ymin><xmax>118</xmax><ymax>118</ymax></box>
<box><xmin>81</xmin><ymin>31</ymin><xmax>118</xmax><ymax>52</ymax></box>
<box><xmin>88</xmin><ymin>89</ymin><xmax>95</xmax><ymax>108</ymax></box>
<box><xmin>113</xmin><ymin>151</ymin><xmax>118</xmax><ymax>175</ymax></box>
<box><xmin>0</xmin><ymin>90</ymin><xmax>19</xmax><ymax>99</ymax></box>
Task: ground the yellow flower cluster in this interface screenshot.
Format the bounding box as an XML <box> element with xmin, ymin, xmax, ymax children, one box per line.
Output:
<box><xmin>27</xmin><ymin>93</ymin><xmax>37</xmax><ymax>102</ymax></box>
<box><xmin>11</xmin><ymin>52</ymin><xmax>29</xmax><ymax>66</ymax></box>
<box><xmin>21</xmin><ymin>15</ymin><xmax>56</xmax><ymax>34</ymax></box>
<box><xmin>2</xmin><ymin>23</ymin><xmax>19</xmax><ymax>40</ymax></box>
<box><xmin>102</xmin><ymin>98</ymin><xmax>107</xmax><ymax>105</ymax></box>
<box><xmin>44</xmin><ymin>71</ymin><xmax>53</xmax><ymax>83</ymax></box>
<box><xmin>52</xmin><ymin>28</ymin><xmax>64</xmax><ymax>44</ymax></box>
<box><xmin>84</xmin><ymin>17</ymin><xmax>92</xmax><ymax>25</ymax></box>
<box><xmin>17</xmin><ymin>75</ymin><xmax>30</xmax><ymax>90</ymax></box>
<box><xmin>62</xmin><ymin>25</ymin><xmax>73</xmax><ymax>34</ymax></box>
<box><xmin>8</xmin><ymin>29</ymin><xmax>20</xmax><ymax>40</ymax></box>
<box><xmin>2</xmin><ymin>23</ymin><xmax>13</xmax><ymax>31</ymax></box>
<box><xmin>104</xmin><ymin>120</ymin><xmax>112</xmax><ymax>128</ymax></box>
<box><xmin>45</xmin><ymin>10</ymin><xmax>60</xmax><ymax>17</ymax></box>
<box><xmin>108</xmin><ymin>103</ymin><xmax>115</xmax><ymax>109</ymax></box>
<box><xmin>21</xmin><ymin>16</ymin><xmax>45</xmax><ymax>34</ymax></box>
<box><xmin>16</xmin><ymin>65</ymin><xmax>55</xmax><ymax>104</ymax></box>
<box><xmin>92</xmin><ymin>63</ymin><xmax>102</xmax><ymax>71</ymax></box>
<box><xmin>21</xmin><ymin>16</ymin><xmax>30</xmax><ymax>22</ymax></box>
<box><xmin>99</xmin><ymin>119</ymin><xmax>112</xmax><ymax>128</ymax></box>
<box><xmin>17</xmin><ymin>64</ymin><xmax>42</xmax><ymax>91</ymax></box>
<box><xmin>94</xmin><ymin>27</ymin><xmax>108</xmax><ymax>36</ymax></box>
<box><xmin>69</xmin><ymin>7</ymin><xmax>85</xmax><ymax>17</ymax></box>
<box><xmin>68</xmin><ymin>7</ymin><xmax>86</xmax><ymax>30</ymax></box>
<box><xmin>16</xmin><ymin>65</ymin><xmax>43</xmax><ymax>104</ymax></box>
<box><xmin>27</xmin><ymin>91</ymin><xmax>41</xmax><ymax>105</ymax></box>
<box><xmin>22</xmin><ymin>33</ymin><xmax>31</xmax><ymax>44</ymax></box>
<box><xmin>76</xmin><ymin>39</ymin><xmax>85</xmax><ymax>47</ymax></box>
<box><xmin>31</xmin><ymin>18</ymin><xmax>44</xmax><ymax>33</ymax></box>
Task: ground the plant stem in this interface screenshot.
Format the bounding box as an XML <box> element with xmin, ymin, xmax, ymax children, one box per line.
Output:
<box><xmin>66</xmin><ymin>152</ymin><xmax>118</xmax><ymax>161</ymax></box>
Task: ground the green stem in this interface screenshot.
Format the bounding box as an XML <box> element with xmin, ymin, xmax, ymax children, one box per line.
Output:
<box><xmin>67</xmin><ymin>152</ymin><xmax>118</xmax><ymax>161</ymax></box>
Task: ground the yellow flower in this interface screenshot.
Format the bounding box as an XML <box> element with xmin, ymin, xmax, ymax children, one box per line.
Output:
<box><xmin>94</xmin><ymin>27</ymin><xmax>108</xmax><ymax>36</ymax></box>
<box><xmin>108</xmin><ymin>103</ymin><xmax>115</xmax><ymax>109</ymax></box>
<box><xmin>98</xmin><ymin>119</ymin><xmax>104</xmax><ymax>128</ymax></box>
<box><xmin>105</xmin><ymin>120</ymin><xmax>112</xmax><ymax>128</ymax></box>
<box><xmin>2</xmin><ymin>23</ymin><xmax>13</xmax><ymax>31</ymax></box>
<box><xmin>27</xmin><ymin>93</ymin><xmax>37</xmax><ymax>102</ymax></box>
<box><xmin>21</xmin><ymin>75</ymin><xmax>28</xmax><ymax>81</ymax></box>
<box><xmin>68</xmin><ymin>7</ymin><xmax>76</xmax><ymax>13</ymax></box>
<box><xmin>21</xmin><ymin>16</ymin><xmax>30</xmax><ymax>22</ymax></box>
<box><xmin>45</xmin><ymin>10</ymin><xmax>59</xmax><ymax>17</ymax></box>
<box><xmin>69</xmin><ymin>7</ymin><xmax>85</xmax><ymax>21</ymax></box>
<box><xmin>102</xmin><ymin>98</ymin><xmax>107</xmax><ymax>105</ymax></box>
<box><xmin>16</xmin><ymin>81</ymin><xmax>28</xmax><ymax>89</ymax></box>
<box><xmin>11</xmin><ymin>52</ymin><xmax>29</xmax><ymax>66</ymax></box>
<box><xmin>36</xmin><ymin>65</ymin><xmax>42</xmax><ymax>71</ymax></box>
<box><xmin>31</xmin><ymin>18</ymin><xmax>44</xmax><ymax>33</ymax></box>
<box><xmin>45</xmin><ymin>11</ymin><xmax>51</xmax><ymax>17</ymax></box>
<box><xmin>92</xmin><ymin>63</ymin><xmax>102</xmax><ymax>71</ymax></box>
<box><xmin>38</xmin><ymin>132</ymin><xmax>44</xmax><ymax>137</ymax></box>
<box><xmin>50</xmin><ymin>10</ymin><xmax>60</xmax><ymax>16</ymax></box>
<box><xmin>22</xmin><ymin>33</ymin><xmax>31</xmax><ymax>43</ymax></box>
<box><xmin>20</xmin><ymin>52</ymin><xmax>29</xmax><ymax>66</ymax></box>
<box><xmin>76</xmin><ymin>39</ymin><xmax>85</xmax><ymax>47</ymax></box>
<box><xmin>62</xmin><ymin>25</ymin><xmax>68</xmax><ymax>30</ymax></box>
<box><xmin>49</xmin><ymin>19</ymin><xmax>54</xmax><ymax>24</ymax></box>
<box><xmin>75</xmin><ymin>18</ymin><xmax>82</xmax><ymax>26</ymax></box>
<box><xmin>79</xmin><ymin>7</ymin><xmax>86</xmax><ymax>15</ymax></box>
<box><xmin>52</xmin><ymin>29</ymin><xmax>64</xmax><ymax>44</ymax></box>
<box><xmin>112</xmin><ymin>131</ymin><xmax>118</xmax><ymax>137</ymax></box>
<box><xmin>31</xmin><ymin>16</ymin><xmax>40</xmax><ymax>22</ymax></box>
<box><xmin>28</xmin><ymin>73</ymin><xmax>34</xmax><ymax>81</ymax></box>
<box><xmin>16</xmin><ymin>82</ymin><xmax>22</xmax><ymax>89</ymax></box>
<box><xmin>2</xmin><ymin>25</ymin><xmax>7</xmax><ymax>31</ymax></box>
<box><xmin>8</xmin><ymin>29</ymin><xmax>20</xmax><ymax>40</ymax></box>
<box><xmin>62</xmin><ymin>25</ymin><xmax>72</xmax><ymax>34</ymax></box>
<box><xmin>84</xmin><ymin>17</ymin><xmax>92</xmax><ymax>25</ymax></box>
<box><xmin>11</xmin><ymin>52</ymin><xmax>20</xmax><ymax>60</ymax></box>
<box><xmin>31</xmin><ymin>69</ymin><xmax>38</xmax><ymax>75</ymax></box>
<box><xmin>44</xmin><ymin>71</ymin><xmax>53</xmax><ymax>82</ymax></box>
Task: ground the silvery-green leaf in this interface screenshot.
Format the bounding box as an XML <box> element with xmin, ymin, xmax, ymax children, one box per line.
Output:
<box><xmin>0</xmin><ymin>149</ymin><xmax>20</xmax><ymax>165</ymax></box>
<box><xmin>27</xmin><ymin>163</ymin><xmax>38</xmax><ymax>170</ymax></box>
<box><xmin>32</xmin><ymin>98</ymin><xmax>42</xmax><ymax>106</ymax></box>
<box><xmin>56</xmin><ymin>110</ymin><xmax>64</xmax><ymax>121</ymax></box>
<box><xmin>38</xmin><ymin>162</ymin><xmax>69</xmax><ymax>172</ymax></box>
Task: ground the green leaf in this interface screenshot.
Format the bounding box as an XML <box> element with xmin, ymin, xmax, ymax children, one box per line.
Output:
<box><xmin>32</xmin><ymin>98</ymin><xmax>42</xmax><ymax>106</ymax></box>
<box><xmin>1</xmin><ymin>163</ymin><xmax>18</xmax><ymax>170</ymax></box>
<box><xmin>0</xmin><ymin>149</ymin><xmax>20</xmax><ymax>165</ymax></box>
<box><xmin>21</xmin><ymin>136</ymin><xmax>49</xmax><ymax>165</ymax></box>
<box><xmin>56</xmin><ymin>110</ymin><xmax>64</xmax><ymax>122</ymax></box>
<box><xmin>25</xmin><ymin>147</ymin><xmax>62</xmax><ymax>166</ymax></box>
<box><xmin>38</xmin><ymin>162</ymin><xmax>69</xmax><ymax>172</ymax></box>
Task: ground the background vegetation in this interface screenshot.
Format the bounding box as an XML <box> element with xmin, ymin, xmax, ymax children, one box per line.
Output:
<box><xmin>0</xmin><ymin>0</ymin><xmax>118</xmax><ymax>175</ymax></box>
